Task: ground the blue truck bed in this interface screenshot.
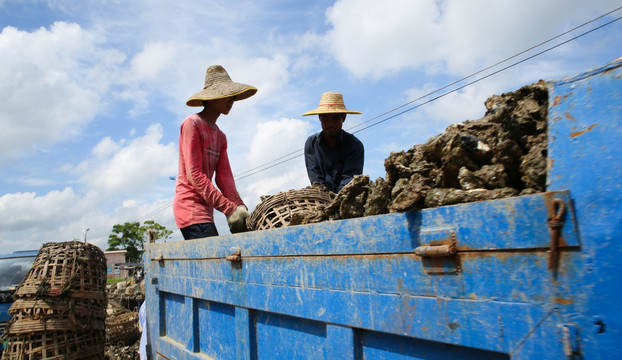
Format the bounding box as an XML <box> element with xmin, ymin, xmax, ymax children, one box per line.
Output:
<box><xmin>143</xmin><ymin>59</ymin><xmax>622</xmax><ymax>359</ymax></box>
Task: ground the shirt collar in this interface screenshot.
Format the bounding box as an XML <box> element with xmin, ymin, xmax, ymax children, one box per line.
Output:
<box><xmin>319</xmin><ymin>129</ymin><xmax>344</xmax><ymax>145</ymax></box>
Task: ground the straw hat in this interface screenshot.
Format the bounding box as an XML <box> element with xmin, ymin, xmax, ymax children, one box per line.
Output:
<box><xmin>302</xmin><ymin>92</ymin><xmax>361</xmax><ymax>116</ymax></box>
<box><xmin>186</xmin><ymin>65</ymin><xmax>257</xmax><ymax>107</ymax></box>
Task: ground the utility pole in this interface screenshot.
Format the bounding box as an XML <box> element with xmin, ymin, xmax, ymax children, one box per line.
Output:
<box><xmin>83</xmin><ymin>228</ymin><xmax>91</xmax><ymax>243</ymax></box>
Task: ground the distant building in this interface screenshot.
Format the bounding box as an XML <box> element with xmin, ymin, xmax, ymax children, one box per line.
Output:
<box><xmin>104</xmin><ymin>250</ymin><xmax>127</xmax><ymax>279</ymax></box>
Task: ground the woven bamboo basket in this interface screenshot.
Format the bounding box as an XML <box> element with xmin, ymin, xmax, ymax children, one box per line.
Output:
<box><xmin>15</xmin><ymin>242</ymin><xmax>107</xmax><ymax>298</ymax></box>
<box><xmin>7</xmin><ymin>298</ymin><xmax>107</xmax><ymax>333</ymax></box>
<box><xmin>0</xmin><ymin>330</ymin><xmax>105</xmax><ymax>360</ymax></box>
<box><xmin>105</xmin><ymin>311</ymin><xmax>140</xmax><ymax>346</ymax></box>
<box><xmin>1</xmin><ymin>241</ymin><xmax>107</xmax><ymax>360</ymax></box>
<box><xmin>248</xmin><ymin>188</ymin><xmax>332</xmax><ymax>230</ymax></box>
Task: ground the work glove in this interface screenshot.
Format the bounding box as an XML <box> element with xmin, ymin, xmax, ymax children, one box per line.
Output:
<box><xmin>227</xmin><ymin>205</ymin><xmax>250</xmax><ymax>234</ymax></box>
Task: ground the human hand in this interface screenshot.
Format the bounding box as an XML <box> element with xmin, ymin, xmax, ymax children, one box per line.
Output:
<box><xmin>227</xmin><ymin>205</ymin><xmax>250</xmax><ymax>233</ymax></box>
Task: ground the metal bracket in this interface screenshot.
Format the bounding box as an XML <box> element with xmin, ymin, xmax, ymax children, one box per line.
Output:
<box><xmin>415</xmin><ymin>231</ymin><xmax>461</xmax><ymax>274</ymax></box>
<box><xmin>415</xmin><ymin>244</ymin><xmax>456</xmax><ymax>257</ymax></box>
<box><xmin>153</xmin><ymin>250</ymin><xmax>164</xmax><ymax>263</ymax></box>
<box><xmin>547</xmin><ymin>198</ymin><xmax>566</xmax><ymax>274</ymax></box>
<box><xmin>226</xmin><ymin>246</ymin><xmax>242</xmax><ymax>263</ymax></box>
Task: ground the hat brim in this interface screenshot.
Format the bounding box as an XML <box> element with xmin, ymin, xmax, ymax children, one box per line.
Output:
<box><xmin>186</xmin><ymin>83</ymin><xmax>257</xmax><ymax>107</ymax></box>
<box><xmin>302</xmin><ymin>108</ymin><xmax>361</xmax><ymax>116</ymax></box>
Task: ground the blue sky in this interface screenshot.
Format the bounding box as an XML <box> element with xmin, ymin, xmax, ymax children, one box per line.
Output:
<box><xmin>1</xmin><ymin>0</ymin><xmax>621</xmax><ymax>253</ymax></box>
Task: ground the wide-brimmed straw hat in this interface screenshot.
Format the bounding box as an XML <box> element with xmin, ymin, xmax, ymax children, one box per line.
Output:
<box><xmin>302</xmin><ymin>92</ymin><xmax>361</xmax><ymax>116</ymax></box>
<box><xmin>186</xmin><ymin>65</ymin><xmax>257</xmax><ymax>107</ymax></box>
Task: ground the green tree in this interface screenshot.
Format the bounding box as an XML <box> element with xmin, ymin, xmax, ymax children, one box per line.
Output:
<box><xmin>107</xmin><ymin>221</ymin><xmax>173</xmax><ymax>263</ymax></box>
<box><xmin>142</xmin><ymin>220</ymin><xmax>173</xmax><ymax>243</ymax></box>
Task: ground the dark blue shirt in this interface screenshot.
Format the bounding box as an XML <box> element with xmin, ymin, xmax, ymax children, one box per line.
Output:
<box><xmin>304</xmin><ymin>130</ymin><xmax>364</xmax><ymax>193</ymax></box>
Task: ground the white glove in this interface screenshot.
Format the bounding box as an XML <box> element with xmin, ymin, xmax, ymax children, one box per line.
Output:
<box><xmin>227</xmin><ymin>205</ymin><xmax>250</xmax><ymax>233</ymax></box>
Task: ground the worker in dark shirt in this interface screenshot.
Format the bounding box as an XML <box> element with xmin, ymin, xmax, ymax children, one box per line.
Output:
<box><xmin>303</xmin><ymin>92</ymin><xmax>364</xmax><ymax>193</ymax></box>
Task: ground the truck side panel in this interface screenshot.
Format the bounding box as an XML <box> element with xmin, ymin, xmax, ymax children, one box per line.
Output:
<box><xmin>146</xmin><ymin>191</ymin><xmax>580</xmax><ymax>360</ymax></box>
<box><xmin>547</xmin><ymin>60</ymin><xmax>622</xmax><ymax>357</ymax></box>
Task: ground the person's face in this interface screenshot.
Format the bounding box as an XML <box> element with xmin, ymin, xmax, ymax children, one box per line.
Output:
<box><xmin>319</xmin><ymin>113</ymin><xmax>345</xmax><ymax>137</ymax></box>
<box><xmin>210</xmin><ymin>96</ymin><xmax>235</xmax><ymax>115</ymax></box>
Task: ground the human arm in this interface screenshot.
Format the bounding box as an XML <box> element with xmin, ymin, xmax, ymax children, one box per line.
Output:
<box><xmin>337</xmin><ymin>136</ymin><xmax>364</xmax><ymax>192</ymax></box>
<box><xmin>214</xmin><ymin>136</ymin><xmax>249</xmax><ymax>232</ymax></box>
<box><xmin>214</xmin><ymin>137</ymin><xmax>245</xmax><ymax>210</ymax></box>
<box><xmin>304</xmin><ymin>135</ymin><xmax>325</xmax><ymax>186</ymax></box>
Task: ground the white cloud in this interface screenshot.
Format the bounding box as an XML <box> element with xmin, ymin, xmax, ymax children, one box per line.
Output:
<box><xmin>326</xmin><ymin>0</ymin><xmax>441</xmax><ymax>79</ymax></box>
<box><xmin>405</xmin><ymin>77</ymin><xmax>497</xmax><ymax>126</ymax></box>
<box><xmin>240</xmin><ymin>117</ymin><xmax>312</xmax><ymax>208</ymax></box>
<box><xmin>247</xmin><ymin>118</ymin><xmax>310</xmax><ymax>167</ymax></box>
<box><xmin>0</xmin><ymin>188</ymin><xmax>83</xmax><ymax>231</ymax></box>
<box><xmin>129</xmin><ymin>42</ymin><xmax>177</xmax><ymax>82</ymax></box>
<box><xmin>325</xmin><ymin>0</ymin><xmax>622</xmax><ymax>79</ymax></box>
<box><xmin>92</xmin><ymin>136</ymin><xmax>121</xmax><ymax>158</ymax></box>
<box><xmin>0</xmin><ymin>22</ymin><xmax>123</xmax><ymax>160</ymax></box>
<box><xmin>115</xmin><ymin>41</ymin><xmax>181</xmax><ymax>116</ymax></box>
<box><xmin>0</xmin><ymin>187</ymin><xmax>178</xmax><ymax>253</ymax></box>
<box><xmin>0</xmin><ymin>120</ymin><xmax>179</xmax><ymax>253</ymax></box>
<box><xmin>80</xmin><ymin>123</ymin><xmax>177</xmax><ymax>195</ymax></box>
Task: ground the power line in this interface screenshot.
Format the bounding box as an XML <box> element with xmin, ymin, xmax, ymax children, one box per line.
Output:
<box><xmin>135</xmin><ymin>8</ymin><xmax>621</xmax><ymax>221</ymax></box>
<box><xmin>235</xmin><ymin>151</ymin><xmax>304</xmax><ymax>181</ymax></box>
<box><xmin>135</xmin><ymin>200</ymin><xmax>173</xmax><ymax>223</ymax></box>
<box><xmin>234</xmin><ymin>148</ymin><xmax>304</xmax><ymax>178</ymax></box>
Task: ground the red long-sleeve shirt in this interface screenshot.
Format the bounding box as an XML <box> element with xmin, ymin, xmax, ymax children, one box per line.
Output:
<box><xmin>173</xmin><ymin>113</ymin><xmax>244</xmax><ymax>229</ymax></box>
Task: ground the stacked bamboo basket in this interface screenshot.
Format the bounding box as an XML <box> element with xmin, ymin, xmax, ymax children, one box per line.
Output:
<box><xmin>1</xmin><ymin>241</ymin><xmax>107</xmax><ymax>360</ymax></box>
<box><xmin>248</xmin><ymin>187</ymin><xmax>332</xmax><ymax>230</ymax></box>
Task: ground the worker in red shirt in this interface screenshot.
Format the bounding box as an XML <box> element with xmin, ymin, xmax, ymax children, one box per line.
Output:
<box><xmin>173</xmin><ymin>65</ymin><xmax>256</xmax><ymax>239</ymax></box>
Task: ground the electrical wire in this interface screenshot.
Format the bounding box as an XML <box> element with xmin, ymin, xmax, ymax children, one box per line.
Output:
<box><xmin>135</xmin><ymin>201</ymin><xmax>173</xmax><ymax>223</ymax></box>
